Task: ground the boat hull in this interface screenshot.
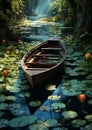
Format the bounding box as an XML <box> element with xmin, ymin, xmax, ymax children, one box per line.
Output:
<box><xmin>21</xmin><ymin>38</ymin><xmax>66</xmax><ymax>88</ymax></box>
<box><xmin>25</xmin><ymin>63</ymin><xmax>64</xmax><ymax>87</ymax></box>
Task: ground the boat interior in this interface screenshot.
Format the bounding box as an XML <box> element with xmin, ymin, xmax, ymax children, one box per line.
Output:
<box><xmin>24</xmin><ymin>41</ymin><xmax>64</xmax><ymax>69</ymax></box>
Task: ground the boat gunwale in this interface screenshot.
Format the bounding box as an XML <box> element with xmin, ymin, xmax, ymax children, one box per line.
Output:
<box><xmin>21</xmin><ymin>39</ymin><xmax>66</xmax><ymax>76</ymax></box>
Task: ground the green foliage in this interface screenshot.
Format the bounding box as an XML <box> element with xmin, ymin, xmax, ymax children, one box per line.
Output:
<box><xmin>50</xmin><ymin>0</ymin><xmax>66</xmax><ymax>13</ymax></box>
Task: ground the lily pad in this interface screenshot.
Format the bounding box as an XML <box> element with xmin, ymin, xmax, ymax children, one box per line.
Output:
<box><xmin>86</xmin><ymin>88</ymin><xmax>92</xmax><ymax>97</ymax></box>
<box><xmin>71</xmin><ymin>119</ymin><xmax>86</xmax><ymax>127</ymax></box>
<box><xmin>0</xmin><ymin>103</ymin><xmax>8</xmax><ymax>110</ymax></box>
<box><xmin>6</xmin><ymin>86</ymin><xmax>21</xmax><ymax>93</ymax></box>
<box><xmin>80</xmin><ymin>123</ymin><xmax>92</xmax><ymax>130</ymax></box>
<box><xmin>11</xmin><ymin>109</ymin><xmax>26</xmax><ymax>116</ymax></box>
<box><xmin>0</xmin><ymin>95</ymin><xmax>5</xmax><ymax>102</ymax></box>
<box><xmin>29</xmin><ymin>101</ymin><xmax>41</xmax><ymax>107</ymax></box>
<box><xmin>29</xmin><ymin>123</ymin><xmax>49</xmax><ymax>130</ymax></box>
<box><xmin>9</xmin><ymin>115</ymin><xmax>38</xmax><ymax>127</ymax></box>
<box><xmin>0</xmin><ymin>119</ymin><xmax>9</xmax><ymax>128</ymax></box>
<box><xmin>44</xmin><ymin>119</ymin><xmax>58</xmax><ymax>127</ymax></box>
<box><xmin>62</xmin><ymin>89</ymin><xmax>81</xmax><ymax>96</ymax></box>
<box><xmin>62</xmin><ymin>110</ymin><xmax>78</xmax><ymax>119</ymax></box>
<box><xmin>46</xmin><ymin>84</ymin><xmax>56</xmax><ymax>91</ymax></box>
<box><xmin>9</xmin><ymin>103</ymin><xmax>21</xmax><ymax>110</ymax></box>
<box><xmin>5</xmin><ymin>96</ymin><xmax>17</xmax><ymax>101</ymax></box>
<box><xmin>88</xmin><ymin>99</ymin><xmax>92</xmax><ymax>105</ymax></box>
<box><xmin>85</xmin><ymin>115</ymin><xmax>92</xmax><ymax>122</ymax></box>
<box><xmin>48</xmin><ymin>95</ymin><xmax>61</xmax><ymax>100</ymax></box>
<box><xmin>51</xmin><ymin>102</ymin><xmax>66</xmax><ymax>110</ymax></box>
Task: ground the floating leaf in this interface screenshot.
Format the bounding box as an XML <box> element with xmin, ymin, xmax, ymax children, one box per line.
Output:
<box><xmin>86</xmin><ymin>88</ymin><xmax>92</xmax><ymax>97</ymax></box>
<box><xmin>11</xmin><ymin>109</ymin><xmax>26</xmax><ymax>116</ymax></box>
<box><xmin>48</xmin><ymin>95</ymin><xmax>61</xmax><ymax>100</ymax></box>
<box><xmin>46</xmin><ymin>84</ymin><xmax>56</xmax><ymax>91</ymax></box>
<box><xmin>0</xmin><ymin>103</ymin><xmax>8</xmax><ymax>110</ymax></box>
<box><xmin>71</xmin><ymin>119</ymin><xmax>86</xmax><ymax>127</ymax></box>
<box><xmin>9</xmin><ymin>103</ymin><xmax>21</xmax><ymax>110</ymax></box>
<box><xmin>51</xmin><ymin>102</ymin><xmax>66</xmax><ymax>110</ymax></box>
<box><xmin>62</xmin><ymin>111</ymin><xmax>78</xmax><ymax>119</ymax></box>
<box><xmin>29</xmin><ymin>123</ymin><xmax>49</xmax><ymax>130</ymax></box>
<box><xmin>80</xmin><ymin>123</ymin><xmax>92</xmax><ymax>130</ymax></box>
<box><xmin>24</xmin><ymin>92</ymin><xmax>30</xmax><ymax>97</ymax></box>
<box><xmin>18</xmin><ymin>93</ymin><xmax>25</xmax><ymax>98</ymax></box>
<box><xmin>85</xmin><ymin>115</ymin><xmax>92</xmax><ymax>122</ymax></box>
<box><xmin>62</xmin><ymin>89</ymin><xmax>81</xmax><ymax>96</ymax></box>
<box><xmin>0</xmin><ymin>119</ymin><xmax>9</xmax><ymax>128</ymax></box>
<box><xmin>44</xmin><ymin>119</ymin><xmax>58</xmax><ymax>127</ymax></box>
<box><xmin>5</xmin><ymin>96</ymin><xmax>17</xmax><ymax>101</ymax></box>
<box><xmin>29</xmin><ymin>101</ymin><xmax>41</xmax><ymax>107</ymax></box>
<box><xmin>88</xmin><ymin>99</ymin><xmax>92</xmax><ymax>105</ymax></box>
<box><xmin>9</xmin><ymin>115</ymin><xmax>38</xmax><ymax>127</ymax></box>
<box><xmin>0</xmin><ymin>95</ymin><xmax>5</xmax><ymax>102</ymax></box>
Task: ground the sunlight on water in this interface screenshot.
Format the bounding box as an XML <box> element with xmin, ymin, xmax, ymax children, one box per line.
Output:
<box><xmin>34</xmin><ymin>0</ymin><xmax>52</xmax><ymax>16</ymax></box>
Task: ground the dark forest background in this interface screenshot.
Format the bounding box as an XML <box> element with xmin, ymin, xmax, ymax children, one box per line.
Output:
<box><xmin>0</xmin><ymin>0</ymin><xmax>92</xmax><ymax>46</ymax></box>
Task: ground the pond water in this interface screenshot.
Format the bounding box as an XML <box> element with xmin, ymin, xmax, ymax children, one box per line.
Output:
<box><xmin>0</xmin><ymin>17</ymin><xmax>92</xmax><ymax>130</ymax></box>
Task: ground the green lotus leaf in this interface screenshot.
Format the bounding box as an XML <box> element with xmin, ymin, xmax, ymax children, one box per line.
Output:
<box><xmin>0</xmin><ymin>77</ymin><xmax>4</xmax><ymax>82</ymax></box>
<box><xmin>5</xmin><ymin>96</ymin><xmax>17</xmax><ymax>101</ymax></box>
<box><xmin>0</xmin><ymin>95</ymin><xmax>6</xmax><ymax>102</ymax></box>
<box><xmin>81</xmin><ymin>123</ymin><xmax>92</xmax><ymax>130</ymax></box>
<box><xmin>6</xmin><ymin>86</ymin><xmax>21</xmax><ymax>93</ymax></box>
<box><xmin>11</xmin><ymin>109</ymin><xmax>26</xmax><ymax>116</ymax></box>
<box><xmin>9</xmin><ymin>103</ymin><xmax>21</xmax><ymax>110</ymax></box>
<box><xmin>29</xmin><ymin>101</ymin><xmax>41</xmax><ymax>107</ymax></box>
<box><xmin>62</xmin><ymin>111</ymin><xmax>78</xmax><ymax>119</ymax></box>
<box><xmin>71</xmin><ymin>119</ymin><xmax>86</xmax><ymax>127</ymax></box>
<box><xmin>0</xmin><ymin>103</ymin><xmax>8</xmax><ymax>110</ymax></box>
<box><xmin>44</xmin><ymin>119</ymin><xmax>58</xmax><ymax>127</ymax></box>
<box><xmin>9</xmin><ymin>115</ymin><xmax>38</xmax><ymax>127</ymax></box>
<box><xmin>86</xmin><ymin>88</ymin><xmax>92</xmax><ymax>97</ymax></box>
<box><xmin>0</xmin><ymin>119</ymin><xmax>9</xmax><ymax>128</ymax></box>
<box><xmin>24</xmin><ymin>92</ymin><xmax>30</xmax><ymax>98</ymax></box>
<box><xmin>51</xmin><ymin>102</ymin><xmax>66</xmax><ymax>110</ymax></box>
<box><xmin>48</xmin><ymin>95</ymin><xmax>61</xmax><ymax>100</ymax></box>
<box><xmin>29</xmin><ymin>123</ymin><xmax>49</xmax><ymax>130</ymax></box>
<box><xmin>88</xmin><ymin>99</ymin><xmax>92</xmax><ymax>105</ymax></box>
<box><xmin>62</xmin><ymin>89</ymin><xmax>81</xmax><ymax>96</ymax></box>
<box><xmin>85</xmin><ymin>115</ymin><xmax>92</xmax><ymax>122</ymax></box>
<box><xmin>18</xmin><ymin>93</ymin><xmax>25</xmax><ymax>98</ymax></box>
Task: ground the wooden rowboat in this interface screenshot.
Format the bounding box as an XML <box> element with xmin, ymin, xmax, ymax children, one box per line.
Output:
<box><xmin>21</xmin><ymin>38</ymin><xmax>66</xmax><ymax>88</ymax></box>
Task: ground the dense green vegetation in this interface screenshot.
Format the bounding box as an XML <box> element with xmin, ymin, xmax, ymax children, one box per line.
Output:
<box><xmin>0</xmin><ymin>0</ymin><xmax>92</xmax><ymax>45</ymax></box>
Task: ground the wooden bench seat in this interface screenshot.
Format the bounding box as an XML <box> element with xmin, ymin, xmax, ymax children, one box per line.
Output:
<box><xmin>41</xmin><ymin>48</ymin><xmax>62</xmax><ymax>51</ymax></box>
<box><xmin>32</xmin><ymin>54</ymin><xmax>61</xmax><ymax>57</ymax></box>
<box><xmin>26</xmin><ymin>62</ymin><xmax>56</xmax><ymax>68</ymax></box>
